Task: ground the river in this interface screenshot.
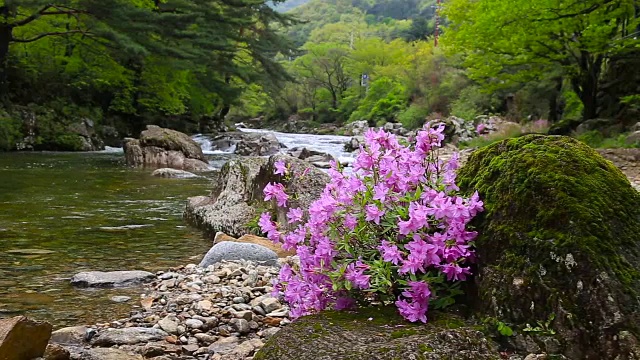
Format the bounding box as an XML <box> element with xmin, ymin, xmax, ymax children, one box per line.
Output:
<box><xmin>0</xmin><ymin>129</ymin><xmax>353</xmax><ymax>329</ymax></box>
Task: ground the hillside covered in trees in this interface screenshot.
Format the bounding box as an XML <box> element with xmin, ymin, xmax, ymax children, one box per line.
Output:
<box><xmin>1</xmin><ymin>0</ymin><xmax>639</xmax><ymax>150</ymax></box>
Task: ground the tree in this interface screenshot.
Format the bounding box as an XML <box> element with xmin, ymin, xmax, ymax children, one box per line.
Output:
<box><xmin>443</xmin><ymin>0</ymin><xmax>639</xmax><ymax>124</ymax></box>
<box><xmin>295</xmin><ymin>42</ymin><xmax>350</xmax><ymax>109</ymax></box>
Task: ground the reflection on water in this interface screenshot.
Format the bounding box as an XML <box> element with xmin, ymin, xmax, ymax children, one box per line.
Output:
<box><xmin>0</xmin><ymin>151</ymin><xmax>217</xmax><ymax>328</ymax></box>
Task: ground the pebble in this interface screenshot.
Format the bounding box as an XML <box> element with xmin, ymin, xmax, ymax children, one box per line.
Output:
<box><xmin>110</xmin><ymin>296</ymin><xmax>132</xmax><ymax>303</ymax></box>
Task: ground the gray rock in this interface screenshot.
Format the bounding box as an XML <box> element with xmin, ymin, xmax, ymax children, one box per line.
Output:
<box><xmin>77</xmin><ymin>347</ymin><xmax>144</xmax><ymax>360</ymax></box>
<box><xmin>151</xmin><ymin>168</ymin><xmax>199</xmax><ymax>178</ymax></box>
<box><xmin>184</xmin><ymin>154</ymin><xmax>329</xmax><ymax>238</ymax></box>
<box><xmin>260</xmin><ymin>327</ymin><xmax>280</xmax><ymax>340</ymax></box>
<box><xmin>90</xmin><ymin>327</ymin><xmax>168</xmax><ymax>346</ymax></box>
<box><xmin>234</xmin><ymin>133</ymin><xmax>282</xmax><ymax>156</ymax></box>
<box><xmin>199</xmin><ymin>242</ymin><xmax>278</xmax><ymax>267</ymax></box>
<box><xmin>158</xmin><ymin>315</ymin><xmax>180</xmax><ymax>335</ymax></box>
<box><xmin>208</xmin><ymin>336</ymin><xmax>239</xmax><ymax>355</ymax></box>
<box><xmin>110</xmin><ymin>296</ymin><xmax>131</xmax><ymax>303</ymax></box>
<box><xmin>123</xmin><ymin>125</ymin><xmax>208</xmax><ymax>171</ymax></box>
<box><xmin>185</xmin><ymin>318</ymin><xmax>204</xmax><ymax>329</ymax></box>
<box><xmin>229</xmin><ymin>318</ymin><xmax>250</xmax><ymax>334</ymax></box>
<box><xmin>344</xmin><ymin>136</ymin><xmax>363</xmax><ymax>152</ymax></box>
<box><xmin>70</xmin><ymin>271</ymin><xmax>154</xmax><ymax>288</ymax></box>
<box><xmin>625</xmin><ymin>130</ymin><xmax>640</xmax><ymax>145</ymax></box>
<box><xmin>259</xmin><ymin>297</ymin><xmax>282</xmax><ymax>314</ymax></box>
<box><xmin>49</xmin><ymin>326</ymin><xmax>89</xmax><ymax>346</ymax></box>
<box><xmin>344</xmin><ymin>120</ymin><xmax>369</xmax><ymax>136</ymax></box>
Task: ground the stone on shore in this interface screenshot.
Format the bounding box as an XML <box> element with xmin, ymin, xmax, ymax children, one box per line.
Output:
<box><xmin>49</xmin><ymin>326</ymin><xmax>90</xmax><ymax>346</ymax></box>
<box><xmin>199</xmin><ymin>241</ymin><xmax>278</xmax><ymax>267</ymax></box>
<box><xmin>0</xmin><ymin>316</ymin><xmax>53</xmax><ymax>360</ymax></box>
<box><xmin>213</xmin><ymin>232</ymin><xmax>296</xmax><ymax>258</ymax></box>
<box><xmin>90</xmin><ymin>327</ymin><xmax>168</xmax><ymax>346</ymax></box>
<box><xmin>151</xmin><ymin>168</ymin><xmax>198</xmax><ymax>178</ymax></box>
<box><xmin>70</xmin><ymin>270</ymin><xmax>154</xmax><ymax>288</ymax></box>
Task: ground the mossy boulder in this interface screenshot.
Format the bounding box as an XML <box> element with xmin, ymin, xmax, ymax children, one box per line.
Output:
<box><xmin>457</xmin><ymin>134</ymin><xmax>640</xmax><ymax>359</ymax></box>
<box><xmin>254</xmin><ymin>307</ymin><xmax>501</xmax><ymax>360</ymax></box>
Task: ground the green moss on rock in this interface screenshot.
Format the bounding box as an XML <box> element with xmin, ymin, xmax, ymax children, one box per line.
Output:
<box><xmin>457</xmin><ymin>134</ymin><xmax>640</xmax><ymax>359</ymax></box>
<box><xmin>254</xmin><ymin>306</ymin><xmax>501</xmax><ymax>360</ymax></box>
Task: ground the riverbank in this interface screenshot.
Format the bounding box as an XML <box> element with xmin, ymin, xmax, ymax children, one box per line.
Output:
<box><xmin>47</xmin><ymin>258</ymin><xmax>292</xmax><ymax>360</ymax></box>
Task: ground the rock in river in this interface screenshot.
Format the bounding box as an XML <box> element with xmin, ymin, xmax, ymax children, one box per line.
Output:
<box><xmin>151</xmin><ymin>168</ymin><xmax>198</xmax><ymax>178</ymax></box>
<box><xmin>70</xmin><ymin>270</ymin><xmax>154</xmax><ymax>288</ymax></box>
<box><xmin>123</xmin><ymin>125</ymin><xmax>209</xmax><ymax>171</ymax></box>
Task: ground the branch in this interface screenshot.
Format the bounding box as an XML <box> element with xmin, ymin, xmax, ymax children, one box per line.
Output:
<box><xmin>14</xmin><ymin>4</ymin><xmax>88</xmax><ymax>27</ymax></box>
<box><xmin>13</xmin><ymin>4</ymin><xmax>54</xmax><ymax>27</ymax></box>
<box><xmin>12</xmin><ymin>30</ymin><xmax>91</xmax><ymax>43</ymax></box>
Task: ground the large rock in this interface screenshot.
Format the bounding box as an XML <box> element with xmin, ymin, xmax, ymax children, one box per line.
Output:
<box><xmin>0</xmin><ymin>316</ymin><xmax>53</xmax><ymax>360</ymax></box>
<box><xmin>90</xmin><ymin>327</ymin><xmax>168</xmax><ymax>346</ymax></box>
<box><xmin>343</xmin><ymin>120</ymin><xmax>369</xmax><ymax>136</ymax></box>
<box><xmin>213</xmin><ymin>232</ymin><xmax>296</xmax><ymax>258</ymax></box>
<box><xmin>625</xmin><ymin>131</ymin><xmax>640</xmax><ymax>146</ymax></box>
<box><xmin>123</xmin><ymin>125</ymin><xmax>209</xmax><ymax>171</ymax></box>
<box><xmin>199</xmin><ymin>241</ymin><xmax>278</xmax><ymax>267</ymax></box>
<box><xmin>184</xmin><ymin>154</ymin><xmax>329</xmax><ymax>238</ymax></box>
<box><xmin>70</xmin><ymin>270</ymin><xmax>154</xmax><ymax>288</ymax></box>
<box><xmin>209</xmin><ymin>131</ymin><xmax>283</xmax><ymax>156</ymax></box>
<box><xmin>457</xmin><ymin>134</ymin><xmax>640</xmax><ymax>359</ymax></box>
<box><xmin>254</xmin><ymin>308</ymin><xmax>501</xmax><ymax>360</ymax></box>
<box><xmin>235</xmin><ymin>132</ymin><xmax>283</xmax><ymax>156</ymax></box>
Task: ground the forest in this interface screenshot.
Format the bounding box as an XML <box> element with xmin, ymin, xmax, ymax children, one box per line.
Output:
<box><xmin>0</xmin><ymin>0</ymin><xmax>638</xmax><ymax>150</ymax></box>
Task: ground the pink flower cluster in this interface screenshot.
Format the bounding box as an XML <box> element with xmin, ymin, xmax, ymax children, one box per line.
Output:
<box><xmin>259</xmin><ymin>123</ymin><xmax>483</xmax><ymax>322</ymax></box>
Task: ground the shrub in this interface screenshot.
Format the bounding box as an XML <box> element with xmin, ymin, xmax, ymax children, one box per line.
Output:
<box><xmin>397</xmin><ymin>103</ymin><xmax>430</xmax><ymax>130</ymax></box>
<box><xmin>0</xmin><ymin>112</ymin><xmax>22</xmax><ymax>151</ymax></box>
<box><xmin>259</xmin><ymin>124</ymin><xmax>484</xmax><ymax>323</ymax></box>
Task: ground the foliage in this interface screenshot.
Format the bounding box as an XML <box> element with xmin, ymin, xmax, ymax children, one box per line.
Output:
<box><xmin>259</xmin><ymin>124</ymin><xmax>484</xmax><ymax>322</ymax></box>
<box><xmin>443</xmin><ymin>0</ymin><xmax>640</xmax><ymax>124</ymax></box>
<box><xmin>0</xmin><ymin>111</ymin><xmax>21</xmax><ymax>151</ymax></box>
<box><xmin>575</xmin><ymin>131</ymin><xmax>638</xmax><ymax>149</ymax></box>
<box><xmin>1</xmin><ymin>0</ymin><xmax>296</xmax><ymax>142</ymax></box>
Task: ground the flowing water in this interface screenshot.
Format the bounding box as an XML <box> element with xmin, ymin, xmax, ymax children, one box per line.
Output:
<box><xmin>0</xmin><ymin>130</ymin><xmax>352</xmax><ymax>329</ymax></box>
<box><xmin>0</xmin><ymin>151</ymin><xmax>217</xmax><ymax>328</ymax></box>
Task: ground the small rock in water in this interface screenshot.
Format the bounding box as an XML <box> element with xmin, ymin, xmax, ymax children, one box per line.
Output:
<box><xmin>110</xmin><ymin>296</ymin><xmax>131</xmax><ymax>303</ymax></box>
<box><xmin>6</xmin><ymin>249</ymin><xmax>55</xmax><ymax>255</ymax></box>
<box><xmin>70</xmin><ymin>270</ymin><xmax>154</xmax><ymax>288</ymax></box>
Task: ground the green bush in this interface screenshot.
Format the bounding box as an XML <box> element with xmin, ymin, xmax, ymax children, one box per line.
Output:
<box><xmin>575</xmin><ymin>130</ymin><xmax>637</xmax><ymax>149</ymax></box>
<box><xmin>0</xmin><ymin>113</ymin><xmax>22</xmax><ymax>151</ymax></box>
<box><xmin>348</xmin><ymin>77</ymin><xmax>407</xmax><ymax>124</ymax></box>
<box><xmin>52</xmin><ymin>134</ymin><xmax>86</xmax><ymax>151</ymax></box>
<box><xmin>397</xmin><ymin>103</ymin><xmax>429</xmax><ymax>130</ymax></box>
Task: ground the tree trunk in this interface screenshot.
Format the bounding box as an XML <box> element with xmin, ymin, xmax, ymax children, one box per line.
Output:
<box><xmin>575</xmin><ymin>53</ymin><xmax>603</xmax><ymax>121</ymax></box>
<box><xmin>548</xmin><ymin>77</ymin><xmax>563</xmax><ymax>122</ymax></box>
<box><xmin>0</xmin><ymin>6</ymin><xmax>12</xmax><ymax>98</ymax></box>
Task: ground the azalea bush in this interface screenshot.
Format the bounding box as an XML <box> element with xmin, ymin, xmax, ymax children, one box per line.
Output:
<box><xmin>259</xmin><ymin>123</ymin><xmax>484</xmax><ymax>323</ymax></box>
